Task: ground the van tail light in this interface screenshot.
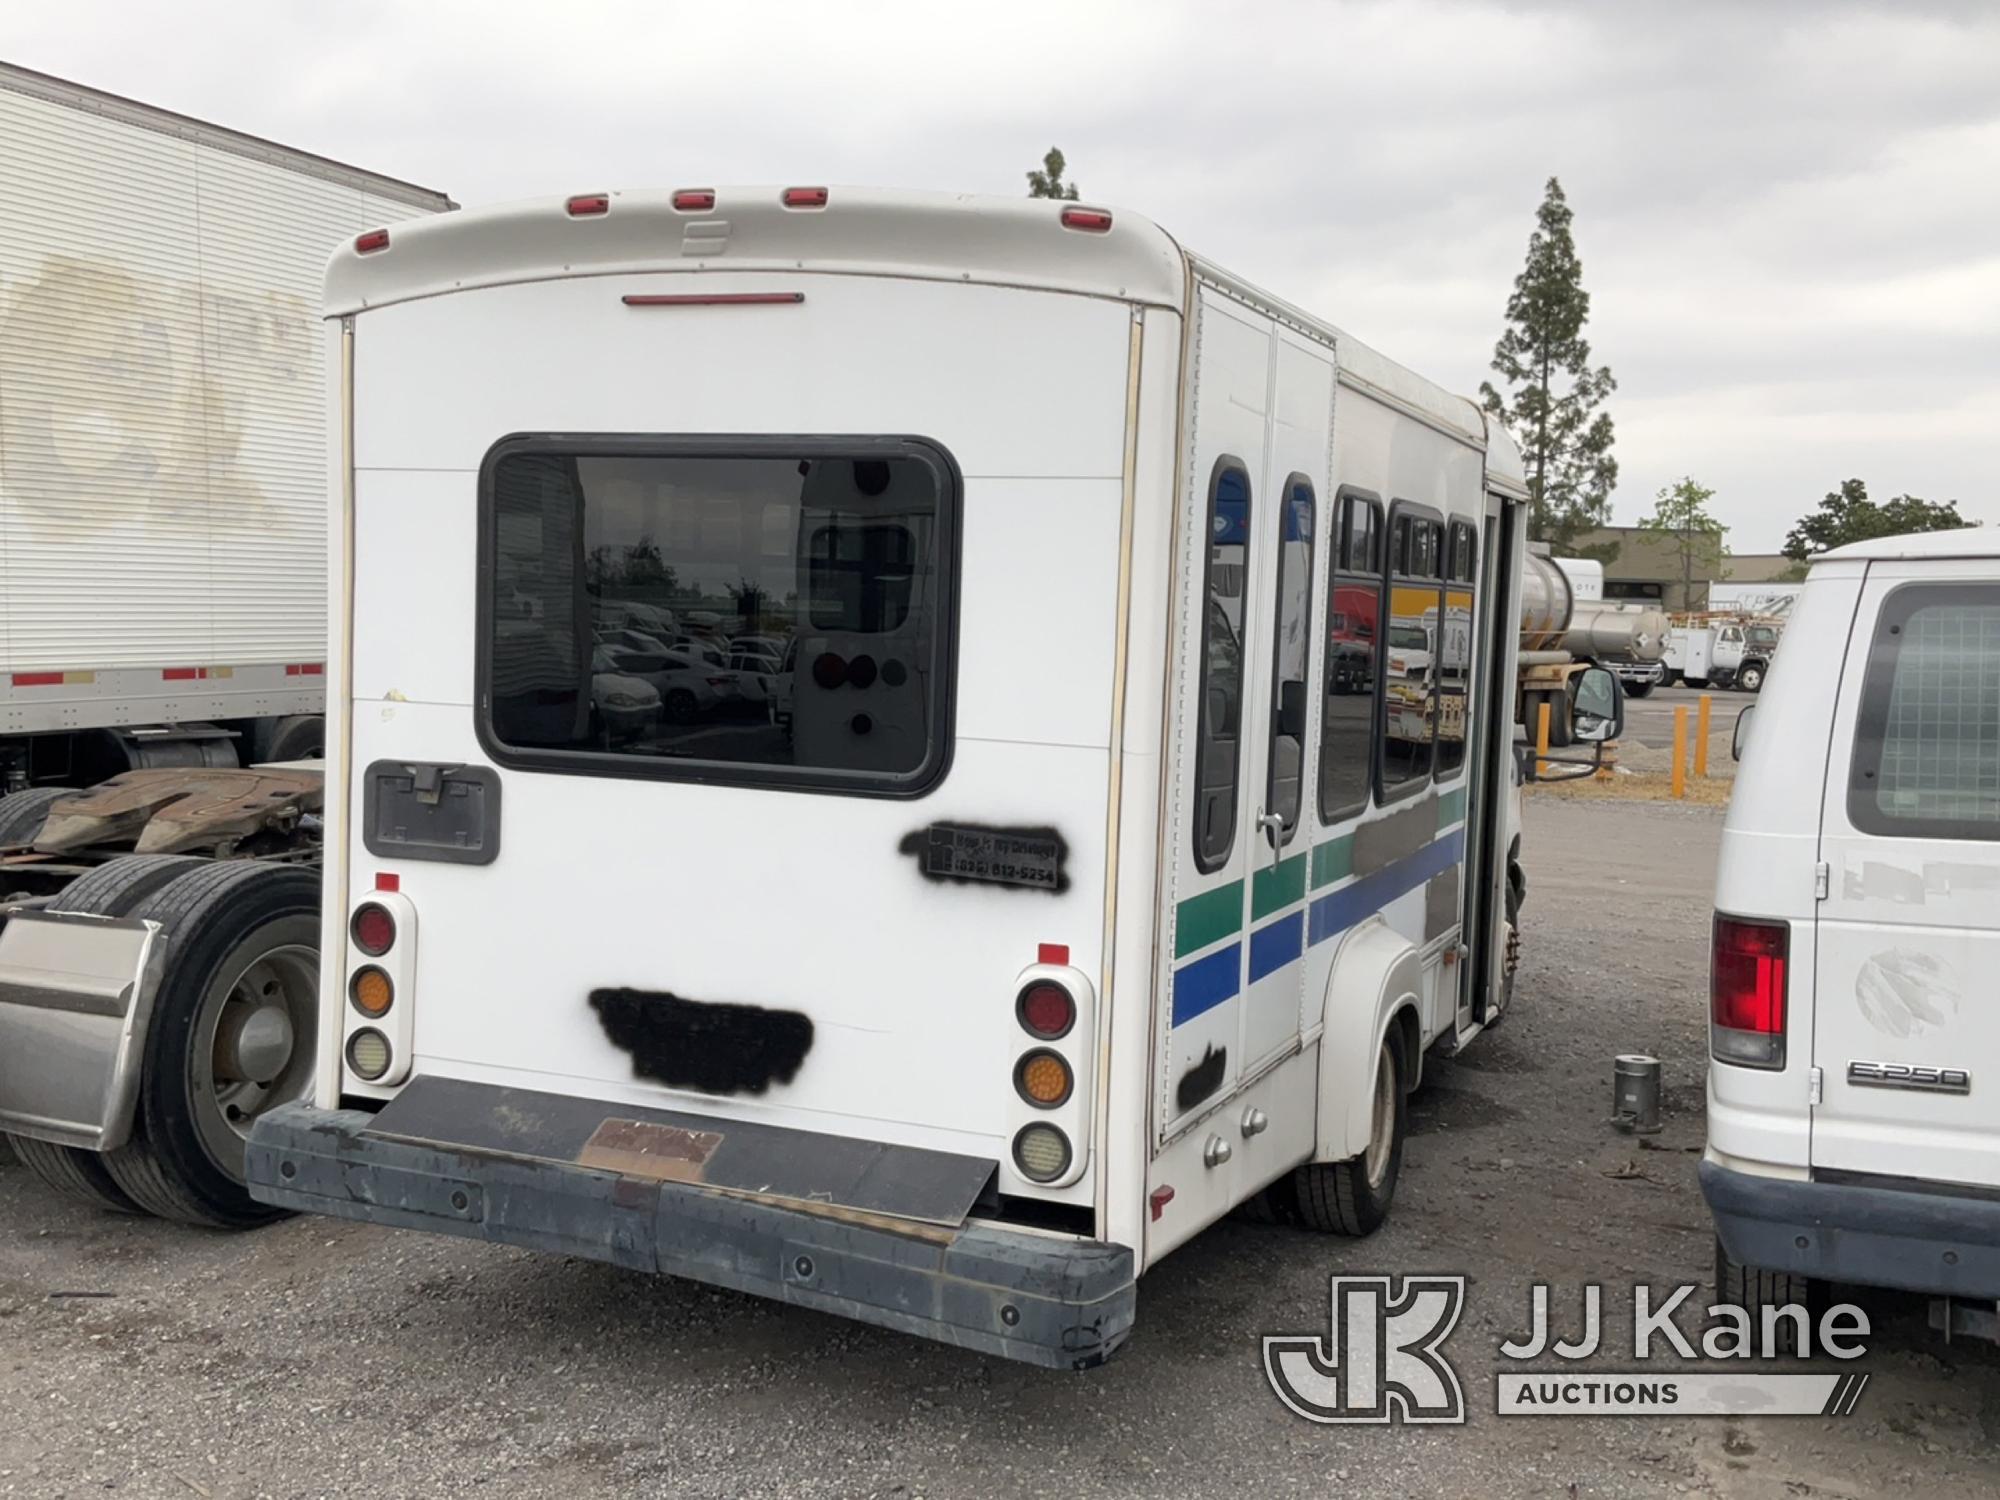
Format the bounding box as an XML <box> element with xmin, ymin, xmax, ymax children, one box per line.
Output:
<box><xmin>1711</xmin><ymin>914</ymin><xmax>1787</xmax><ymax>1069</ymax></box>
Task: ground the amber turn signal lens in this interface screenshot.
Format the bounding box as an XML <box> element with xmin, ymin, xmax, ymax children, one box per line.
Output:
<box><xmin>1015</xmin><ymin>1049</ymin><xmax>1072</xmax><ymax>1108</ymax></box>
<box><xmin>350</xmin><ymin>966</ymin><xmax>393</xmax><ymax>1018</ymax></box>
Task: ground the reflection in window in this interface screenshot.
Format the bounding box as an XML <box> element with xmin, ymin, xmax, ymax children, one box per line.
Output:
<box><xmin>1320</xmin><ymin>493</ymin><xmax>1381</xmax><ymax>824</ymax></box>
<box><xmin>1195</xmin><ymin>462</ymin><xmax>1250</xmax><ymax>871</ymax></box>
<box><xmin>1435</xmin><ymin>519</ymin><xmax>1478</xmax><ymax>779</ymax></box>
<box><xmin>1380</xmin><ymin>505</ymin><xmax>1441</xmax><ymax>794</ymax></box>
<box><xmin>1266</xmin><ymin>478</ymin><xmax>1316</xmax><ymax>843</ymax></box>
<box><xmin>484</xmin><ymin>443</ymin><xmax>953</xmax><ymax>793</ymax></box>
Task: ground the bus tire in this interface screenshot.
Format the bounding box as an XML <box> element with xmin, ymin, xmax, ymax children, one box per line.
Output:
<box><xmin>101</xmin><ymin>862</ymin><xmax>319</xmax><ymax>1229</ymax></box>
<box><xmin>0</xmin><ymin>786</ymin><xmax>77</xmax><ymax>847</ymax></box>
<box><xmin>1290</xmin><ymin>1028</ymin><xmax>1406</xmax><ymax>1237</ymax></box>
<box><xmin>6</xmin><ymin>1133</ymin><xmax>141</xmax><ymax>1214</ymax></box>
<box><xmin>1715</xmin><ymin>1240</ymin><xmax>1821</xmax><ymax>1356</ymax></box>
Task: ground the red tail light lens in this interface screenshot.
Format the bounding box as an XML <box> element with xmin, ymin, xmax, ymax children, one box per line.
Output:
<box><xmin>1060</xmin><ymin>207</ymin><xmax>1112</xmax><ymax>233</ymax></box>
<box><xmin>1711</xmin><ymin>914</ymin><xmax>1787</xmax><ymax>1068</ymax></box>
<box><xmin>1017</xmin><ymin>981</ymin><xmax>1076</xmax><ymax>1040</ymax></box>
<box><xmin>355</xmin><ymin>229</ymin><xmax>390</xmax><ymax>254</ymax></box>
<box><xmin>811</xmin><ymin>652</ymin><xmax>846</xmax><ymax>689</ymax></box>
<box><xmin>352</xmin><ymin>902</ymin><xmax>397</xmax><ymax>957</ymax></box>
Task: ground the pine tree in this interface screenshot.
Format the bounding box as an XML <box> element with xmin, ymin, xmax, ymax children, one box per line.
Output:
<box><xmin>1026</xmin><ymin>148</ymin><xmax>1081</xmax><ymax>200</ymax></box>
<box><xmin>1481</xmin><ymin>178</ymin><xmax>1618</xmax><ymax>549</ymax></box>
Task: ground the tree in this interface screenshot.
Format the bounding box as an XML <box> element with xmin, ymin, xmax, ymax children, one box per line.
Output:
<box><xmin>1639</xmin><ymin>477</ymin><xmax>1727</xmax><ymax>611</ymax></box>
<box><xmin>1026</xmin><ymin>147</ymin><xmax>1080</xmax><ymax>200</ymax></box>
<box><xmin>1480</xmin><ymin>177</ymin><xmax>1618</xmax><ymax>550</ymax></box>
<box><xmin>1781</xmin><ymin>479</ymin><xmax>1967</xmax><ymax>561</ymax></box>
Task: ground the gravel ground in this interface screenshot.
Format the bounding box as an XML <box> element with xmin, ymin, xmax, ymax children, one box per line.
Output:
<box><xmin>4</xmin><ymin>798</ymin><xmax>1998</xmax><ymax>1498</ymax></box>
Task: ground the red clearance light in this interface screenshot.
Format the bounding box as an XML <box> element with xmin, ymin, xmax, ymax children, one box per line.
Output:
<box><xmin>1060</xmin><ymin>207</ymin><xmax>1112</xmax><ymax>233</ymax></box>
<box><xmin>782</xmin><ymin>186</ymin><xmax>829</xmax><ymax>209</ymax></box>
<box><xmin>1037</xmin><ymin>942</ymin><xmax>1070</xmax><ymax>967</ymax></box>
<box><xmin>567</xmin><ymin>193</ymin><xmax>610</xmax><ymax>217</ymax></box>
<box><xmin>1711</xmin><ymin>914</ymin><xmax>1787</xmax><ymax>1069</ymax></box>
<box><xmin>355</xmin><ymin>228</ymin><xmax>390</xmax><ymax>254</ymax></box>
<box><xmin>1017</xmin><ymin>981</ymin><xmax>1076</xmax><ymax>1041</ymax></box>
<box><xmin>351</xmin><ymin>902</ymin><xmax>397</xmax><ymax>957</ymax></box>
<box><xmin>621</xmin><ymin>292</ymin><xmax>806</xmax><ymax>308</ymax></box>
<box><xmin>375</xmin><ymin>872</ymin><xmax>401</xmax><ymax>892</ymax></box>
<box><xmin>673</xmin><ymin>188</ymin><xmax>716</xmax><ymax>212</ymax></box>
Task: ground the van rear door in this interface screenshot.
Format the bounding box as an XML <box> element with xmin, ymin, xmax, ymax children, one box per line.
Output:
<box><xmin>1812</xmin><ymin>560</ymin><xmax>2000</xmax><ymax>1188</ymax></box>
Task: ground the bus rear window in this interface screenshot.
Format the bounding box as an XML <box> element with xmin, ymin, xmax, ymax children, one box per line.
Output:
<box><xmin>480</xmin><ymin>436</ymin><xmax>959</xmax><ymax>797</ymax></box>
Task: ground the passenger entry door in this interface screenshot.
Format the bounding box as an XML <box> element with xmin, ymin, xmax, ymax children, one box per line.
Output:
<box><xmin>1812</xmin><ymin>564</ymin><xmax>2000</xmax><ymax>1189</ymax></box>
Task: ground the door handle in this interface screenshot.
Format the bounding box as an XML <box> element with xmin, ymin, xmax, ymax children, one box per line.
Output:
<box><xmin>1257</xmin><ymin>809</ymin><xmax>1284</xmax><ymax>867</ymax></box>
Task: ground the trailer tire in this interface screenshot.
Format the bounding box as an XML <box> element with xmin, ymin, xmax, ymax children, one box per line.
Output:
<box><xmin>53</xmin><ymin>854</ymin><xmax>207</xmax><ymax>917</ymax></box>
<box><xmin>6</xmin><ymin>1133</ymin><xmax>142</xmax><ymax>1214</ymax></box>
<box><xmin>101</xmin><ymin>862</ymin><xmax>319</xmax><ymax>1229</ymax></box>
<box><xmin>1290</xmin><ymin>1028</ymin><xmax>1406</xmax><ymax>1237</ymax></box>
<box><xmin>1659</xmin><ymin>668</ymin><xmax>1681</xmax><ymax>688</ymax></box>
<box><xmin>0</xmin><ymin>786</ymin><xmax>77</xmax><ymax>847</ymax></box>
<box><xmin>264</xmin><ymin>714</ymin><xmax>325</xmax><ymax>763</ymax></box>
<box><xmin>1715</xmin><ymin>1240</ymin><xmax>1822</xmax><ymax>1356</ymax></box>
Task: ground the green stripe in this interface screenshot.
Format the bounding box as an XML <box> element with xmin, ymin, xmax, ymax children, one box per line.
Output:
<box><xmin>1250</xmin><ymin>852</ymin><xmax>1308</xmax><ymax>920</ymax></box>
<box><xmin>1311</xmin><ymin>835</ymin><xmax>1354</xmax><ymax>890</ymax></box>
<box><xmin>1436</xmin><ymin>788</ymin><xmax>1466</xmax><ymax>829</ymax></box>
<box><xmin>1175</xmin><ymin>880</ymin><xmax>1243</xmax><ymax>957</ymax></box>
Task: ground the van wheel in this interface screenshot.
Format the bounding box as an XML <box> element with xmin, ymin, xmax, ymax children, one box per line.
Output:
<box><xmin>0</xmin><ymin>786</ymin><xmax>77</xmax><ymax>847</ymax></box>
<box><xmin>101</xmin><ymin>862</ymin><xmax>319</xmax><ymax>1229</ymax></box>
<box><xmin>1715</xmin><ymin>1240</ymin><xmax>1822</xmax><ymax>1355</ymax></box>
<box><xmin>1737</xmin><ymin>663</ymin><xmax>1765</xmax><ymax>693</ymax></box>
<box><xmin>1290</xmin><ymin>1029</ymin><xmax>1407</xmax><ymax>1236</ymax></box>
<box><xmin>6</xmin><ymin>1133</ymin><xmax>141</xmax><ymax>1214</ymax></box>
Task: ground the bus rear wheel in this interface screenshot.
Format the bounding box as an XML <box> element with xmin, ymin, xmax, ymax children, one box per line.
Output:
<box><xmin>1289</xmin><ymin>1028</ymin><xmax>1407</xmax><ymax>1237</ymax></box>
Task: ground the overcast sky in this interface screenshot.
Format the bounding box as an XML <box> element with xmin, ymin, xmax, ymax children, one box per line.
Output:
<box><xmin>7</xmin><ymin>0</ymin><xmax>1994</xmax><ymax>549</ymax></box>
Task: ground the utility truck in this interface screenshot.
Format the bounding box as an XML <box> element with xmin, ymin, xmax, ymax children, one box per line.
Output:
<box><xmin>0</xmin><ymin>63</ymin><xmax>448</xmax><ymax>1223</ymax></box>
<box><xmin>1663</xmin><ymin>615</ymin><xmax>1781</xmax><ymax>693</ymax></box>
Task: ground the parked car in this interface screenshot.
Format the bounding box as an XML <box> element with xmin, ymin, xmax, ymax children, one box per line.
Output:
<box><xmin>593</xmin><ymin>644</ymin><xmax>729</xmax><ymax>724</ymax></box>
<box><xmin>1703</xmin><ymin>528</ymin><xmax>2000</xmax><ymax>1340</ymax></box>
<box><xmin>589</xmin><ymin>657</ymin><xmax>662</xmax><ymax>742</ymax></box>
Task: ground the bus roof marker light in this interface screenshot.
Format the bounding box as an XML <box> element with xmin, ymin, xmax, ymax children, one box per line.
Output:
<box><xmin>566</xmin><ymin>193</ymin><xmax>610</xmax><ymax>217</ymax></box>
<box><xmin>782</xmin><ymin>186</ymin><xmax>829</xmax><ymax>209</ymax></box>
<box><xmin>1060</xmin><ymin>207</ymin><xmax>1112</xmax><ymax>233</ymax></box>
<box><xmin>672</xmin><ymin>189</ymin><xmax>716</xmax><ymax>212</ymax></box>
<box><xmin>354</xmin><ymin>228</ymin><xmax>389</xmax><ymax>254</ymax></box>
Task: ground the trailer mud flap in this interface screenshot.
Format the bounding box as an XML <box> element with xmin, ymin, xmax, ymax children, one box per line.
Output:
<box><xmin>365</xmin><ymin>1076</ymin><xmax>997</xmax><ymax>1228</ymax></box>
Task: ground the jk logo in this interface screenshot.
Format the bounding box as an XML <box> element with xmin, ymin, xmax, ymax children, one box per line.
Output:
<box><xmin>1263</xmin><ymin>1275</ymin><xmax>1467</xmax><ymax>1424</ymax></box>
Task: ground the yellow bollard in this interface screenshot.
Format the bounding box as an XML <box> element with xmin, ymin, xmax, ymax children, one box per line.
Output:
<box><xmin>1672</xmin><ymin>706</ymin><xmax>1688</xmax><ymax>800</ymax></box>
<box><xmin>1694</xmin><ymin>694</ymin><xmax>1712</xmax><ymax>779</ymax></box>
<box><xmin>1536</xmin><ymin>699</ymin><xmax>1552</xmax><ymax>780</ymax></box>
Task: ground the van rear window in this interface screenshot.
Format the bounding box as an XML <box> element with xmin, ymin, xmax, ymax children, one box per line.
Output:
<box><xmin>479</xmin><ymin>436</ymin><xmax>959</xmax><ymax>797</ymax></box>
<box><xmin>1848</xmin><ymin>583</ymin><xmax>2000</xmax><ymax>840</ymax></box>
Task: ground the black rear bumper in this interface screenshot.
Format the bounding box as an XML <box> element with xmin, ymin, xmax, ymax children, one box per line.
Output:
<box><xmin>247</xmin><ymin>1088</ymin><xmax>1134</xmax><ymax>1370</ymax></box>
<box><xmin>1702</xmin><ymin>1160</ymin><xmax>2000</xmax><ymax>1300</ymax></box>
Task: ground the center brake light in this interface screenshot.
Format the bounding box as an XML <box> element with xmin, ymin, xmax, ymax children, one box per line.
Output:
<box><xmin>1711</xmin><ymin>913</ymin><xmax>1787</xmax><ymax>1069</ymax></box>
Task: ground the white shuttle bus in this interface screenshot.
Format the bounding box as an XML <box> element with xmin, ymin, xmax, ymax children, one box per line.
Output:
<box><xmin>248</xmin><ymin>187</ymin><xmax>1619</xmax><ymax>1367</ymax></box>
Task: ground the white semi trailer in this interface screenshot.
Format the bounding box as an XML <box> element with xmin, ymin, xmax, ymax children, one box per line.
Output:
<box><xmin>0</xmin><ymin>63</ymin><xmax>447</xmax><ymax>1223</ymax></box>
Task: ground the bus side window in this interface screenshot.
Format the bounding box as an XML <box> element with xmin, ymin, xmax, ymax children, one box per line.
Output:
<box><xmin>1266</xmin><ymin>477</ymin><xmax>1316</xmax><ymax>842</ymax></box>
<box><xmin>1435</xmin><ymin>519</ymin><xmax>1477</xmax><ymax>779</ymax></box>
<box><xmin>1194</xmin><ymin>460</ymin><xmax>1251</xmax><ymax>873</ymax></box>
<box><xmin>1319</xmin><ymin>492</ymin><xmax>1381</xmax><ymax>824</ymax></box>
<box><xmin>1379</xmin><ymin>504</ymin><xmax>1440</xmax><ymax>796</ymax></box>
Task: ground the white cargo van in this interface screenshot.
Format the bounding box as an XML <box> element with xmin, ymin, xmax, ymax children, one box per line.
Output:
<box><xmin>243</xmin><ymin>186</ymin><xmax>1621</xmax><ymax>1368</ymax></box>
<box><xmin>1705</xmin><ymin>528</ymin><xmax>2000</xmax><ymax>1323</ymax></box>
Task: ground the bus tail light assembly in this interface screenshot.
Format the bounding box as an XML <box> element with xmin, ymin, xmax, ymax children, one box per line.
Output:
<box><xmin>1710</xmin><ymin>913</ymin><xmax>1787</xmax><ymax>1069</ymax></box>
<box><xmin>1006</xmin><ymin>959</ymin><xmax>1094</xmax><ymax>1190</ymax></box>
<box><xmin>345</xmin><ymin>884</ymin><xmax>417</xmax><ymax>1091</ymax></box>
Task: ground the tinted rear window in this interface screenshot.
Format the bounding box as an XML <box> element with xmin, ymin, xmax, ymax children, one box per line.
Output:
<box><xmin>481</xmin><ymin>437</ymin><xmax>958</xmax><ymax>797</ymax></box>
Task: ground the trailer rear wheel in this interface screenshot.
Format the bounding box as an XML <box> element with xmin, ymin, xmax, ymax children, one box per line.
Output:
<box><xmin>1289</xmin><ymin>1028</ymin><xmax>1407</xmax><ymax>1237</ymax></box>
<box><xmin>6</xmin><ymin>1132</ymin><xmax>141</xmax><ymax>1213</ymax></box>
<box><xmin>102</xmin><ymin>862</ymin><xmax>319</xmax><ymax>1228</ymax></box>
<box><xmin>0</xmin><ymin>785</ymin><xmax>77</xmax><ymax>847</ymax></box>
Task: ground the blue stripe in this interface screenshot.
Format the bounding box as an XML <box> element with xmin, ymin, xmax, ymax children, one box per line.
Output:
<box><xmin>1247</xmin><ymin>910</ymin><xmax>1304</xmax><ymax>982</ymax></box>
<box><xmin>1171</xmin><ymin>942</ymin><xmax>1240</xmax><ymax>1025</ymax></box>
<box><xmin>1309</xmin><ymin>829</ymin><xmax>1466</xmax><ymax>948</ymax></box>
